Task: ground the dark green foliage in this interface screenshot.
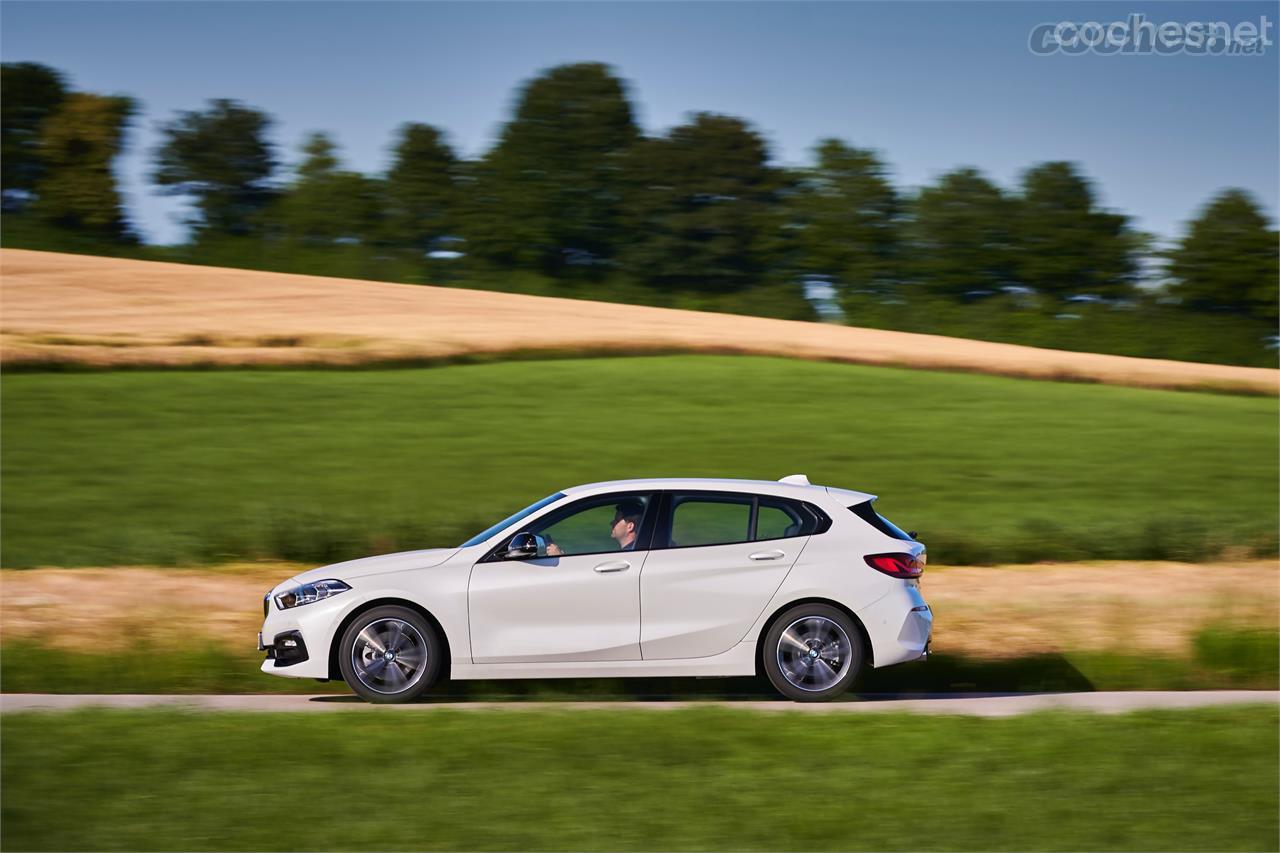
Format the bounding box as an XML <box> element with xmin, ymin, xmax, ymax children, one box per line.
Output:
<box><xmin>383</xmin><ymin>123</ymin><xmax>458</xmax><ymax>252</ymax></box>
<box><xmin>839</xmin><ymin>291</ymin><xmax>1277</xmax><ymax>368</ymax></box>
<box><xmin>1014</xmin><ymin>162</ymin><xmax>1138</xmax><ymax>299</ymax></box>
<box><xmin>5</xmin><ymin>60</ymin><xmax>1275</xmax><ymax>360</ymax></box>
<box><xmin>29</xmin><ymin>92</ymin><xmax>136</xmax><ymax>238</ymax></box>
<box><xmin>3</xmin><ymin>707</ymin><xmax>1277</xmax><ymax>850</ymax></box>
<box><xmin>152</xmin><ymin>99</ymin><xmax>277</xmax><ymax>236</ymax></box>
<box><xmin>263</xmin><ymin>132</ymin><xmax>383</xmax><ymax>245</ymax></box>
<box><xmin>468</xmin><ymin>62</ymin><xmax>638</xmax><ymax>271</ymax></box>
<box><xmin>785</xmin><ymin>139</ymin><xmax>900</xmax><ymax>291</ymax></box>
<box><xmin>620</xmin><ymin>113</ymin><xmax>778</xmax><ymax>289</ymax></box>
<box><xmin>0</xmin><ymin>61</ymin><xmax>68</xmax><ymax>203</ymax></box>
<box><xmin>1168</xmin><ymin>189</ymin><xmax>1280</xmax><ymax>322</ymax></box>
<box><xmin>909</xmin><ymin>167</ymin><xmax>1017</xmax><ymax>297</ymax></box>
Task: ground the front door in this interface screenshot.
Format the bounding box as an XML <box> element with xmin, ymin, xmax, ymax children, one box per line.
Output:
<box><xmin>467</xmin><ymin>492</ymin><xmax>656</xmax><ymax>663</ymax></box>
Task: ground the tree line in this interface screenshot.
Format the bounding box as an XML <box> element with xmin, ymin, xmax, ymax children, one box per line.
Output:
<box><xmin>2</xmin><ymin>60</ymin><xmax>1276</xmax><ymax>325</ymax></box>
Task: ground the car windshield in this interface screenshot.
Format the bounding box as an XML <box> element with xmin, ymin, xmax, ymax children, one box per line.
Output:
<box><xmin>459</xmin><ymin>492</ymin><xmax>565</xmax><ymax>547</ymax></box>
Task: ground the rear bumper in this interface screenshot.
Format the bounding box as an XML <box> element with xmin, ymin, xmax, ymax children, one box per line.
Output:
<box><xmin>858</xmin><ymin>583</ymin><xmax>933</xmax><ymax>668</ymax></box>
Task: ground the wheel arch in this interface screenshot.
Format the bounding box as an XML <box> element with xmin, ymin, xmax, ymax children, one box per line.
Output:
<box><xmin>754</xmin><ymin>597</ymin><xmax>874</xmax><ymax>675</ymax></box>
<box><xmin>327</xmin><ymin>597</ymin><xmax>453</xmax><ymax>681</ymax></box>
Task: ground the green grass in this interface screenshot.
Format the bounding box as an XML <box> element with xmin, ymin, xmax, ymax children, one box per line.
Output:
<box><xmin>2</xmin><ymin>706</ymin><xmax>1276</xmax><ymax>851</ymax></box>
<box><xmin>4</xmin><ymin>628</ymin><xmax>1275</xmax><ymax>695</ymax></box>
<box><xmin>2</xmin><ymin>356</ymin><xmax>1275</xmax><ymax>567</ymax></box>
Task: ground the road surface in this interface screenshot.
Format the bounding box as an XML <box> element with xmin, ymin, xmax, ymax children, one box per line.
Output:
<box><xmin>3</xmin><ymin>691</ymin><xmax>1275</xmax><ymax>716</ymax></box>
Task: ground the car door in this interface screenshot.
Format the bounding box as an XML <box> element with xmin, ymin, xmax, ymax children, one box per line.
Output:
<box><xmin>639</xmin><ymin>491</ymin><xmax>813</xmax><ymax>660</ymax></box>
<box><xmin>467</xmin><ymin>491</ymin><xmax>656</xmax><ymax>664</ymax></box>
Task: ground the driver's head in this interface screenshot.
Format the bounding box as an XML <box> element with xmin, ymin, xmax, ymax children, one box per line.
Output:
<box><xmin>610</xmin><ymin>499</ymin><xmax>645</xmax><ymax>546</ymax></box>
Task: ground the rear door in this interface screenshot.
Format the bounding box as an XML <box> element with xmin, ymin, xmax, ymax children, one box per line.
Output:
<box><xmin>639</xmin><ymin>491</ymin><xmax>816</xmax><ymax>660</ymax></box>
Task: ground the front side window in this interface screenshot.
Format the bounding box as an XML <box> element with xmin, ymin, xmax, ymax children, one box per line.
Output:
<box><xmin>527</xmin><ymin>492</ymin><xmax>654</xmax><ymax>556</ymax></box>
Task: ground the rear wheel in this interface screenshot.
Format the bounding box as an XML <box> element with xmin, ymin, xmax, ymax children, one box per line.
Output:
<box><xmin>762</xmin><ymin>604</ymin><xmax>863</xmax><ymax>702</ymax></box>
<box><xmin>338</xmin><ymin>606</ymin><xmax>441</xmax><ymax>703</ymax></box>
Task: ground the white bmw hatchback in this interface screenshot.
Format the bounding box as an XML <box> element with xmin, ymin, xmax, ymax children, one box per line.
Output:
<box><xmin>258</xmin><ymin>475</ymin><xmax>932</xmax><ymax>702</ymax></box>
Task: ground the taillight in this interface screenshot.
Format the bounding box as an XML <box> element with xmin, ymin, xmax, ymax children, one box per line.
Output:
<box><xmin>864</xmin><ymin>552</ymin><xmax>924</xmax><ymax>579</ymax></box>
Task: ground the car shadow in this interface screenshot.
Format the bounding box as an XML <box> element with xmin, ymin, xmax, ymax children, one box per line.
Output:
<box><xmin>306</xmin><ymin>653</ymin><xmax>1095</xmax><ymax>704</ymax></box>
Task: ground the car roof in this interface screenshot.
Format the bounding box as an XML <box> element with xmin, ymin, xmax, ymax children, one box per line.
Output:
<box><xmin>562</xmin><ymin>477</ymin><xmax>876</xmax><ymax>505</ymax></box>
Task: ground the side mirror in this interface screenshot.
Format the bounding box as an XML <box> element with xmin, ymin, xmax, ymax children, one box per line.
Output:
<box><xmin>907</xmin><ymin>531</ymin><xmax>918</xmax><ymax>540</ymax></box>
<box><xmin>502</xmin><ymin>531</ymin><xmax>546</xmax><ymax>560</ymax></box>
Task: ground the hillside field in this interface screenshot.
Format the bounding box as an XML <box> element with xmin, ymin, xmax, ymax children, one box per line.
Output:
<box><xmin>2</xmin><ymin>249</ymin><xmax>1276</xmax><ymax>393</ymax></box>
<box><xmin>2</xmin><ymin>356</ymin><xmax>1275</xmax><ymax>568</ymax></box>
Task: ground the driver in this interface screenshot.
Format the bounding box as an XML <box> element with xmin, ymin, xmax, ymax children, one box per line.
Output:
<box><xmin>545</xmin><ymin>499</ymin><xmax>645</xmax><ymax>556</ymax></box>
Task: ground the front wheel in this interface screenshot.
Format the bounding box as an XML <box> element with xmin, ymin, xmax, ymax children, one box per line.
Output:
<box><xmin>338</xmin><ymin>606</ymin><xmax>442</xmax><ymax>703</ymax></box>
<box><xmin>762</xmin><ymin>604</ymin><xmax>863</xmax><ymax>702</ymax></box>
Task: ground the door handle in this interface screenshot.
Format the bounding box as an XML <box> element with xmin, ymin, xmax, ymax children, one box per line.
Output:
<box><xmin>593</xmin><ymin>560</ymin><xmax>631</xmax><ymax>573</ymax></box>
<box><xmin>748</xmin><ymin>550</ymin><xmax>786</xmax><ymax>561</ymax></box>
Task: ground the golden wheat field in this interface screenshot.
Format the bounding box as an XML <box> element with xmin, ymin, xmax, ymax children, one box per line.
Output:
<box><xmin>3</xmin><ymin>249</ymin><xmax>1276</xmax><ymax>393</ymax></box>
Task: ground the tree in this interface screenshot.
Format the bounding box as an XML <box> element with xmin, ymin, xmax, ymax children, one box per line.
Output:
<box><xmin>786</xmin><ymin>139</ymin><xmax>899</xmax><ymax>292</ymax></box>
<box><xmin>910</xmin><ymin>167</ymin><xmax>1016</xmax><ymax>297</ymax></box>
<box><xmin>1014</xmin><ymin>162</ymin><xmax>1136</xmax><ymax>298</ymax></box>
<box><xmin>1</xmin><ymin>62</ymin><xmax>69</xmax><ymax>207</ymax></box>
<box><xmin>1167</xmin><ymin>189</ymin><xmax>1278</xmax><ymax>321</ymax></box>
<box><xmin>31</xmin><ymin>92</ymin><xmax>135</xmax><ymax>237</ymax></box>
<box><xmin>265</xmin><ymin>132</ymin><xmax>382</xmax><ymax>245</ymax></box>
<box><xmin>384</xmin><ymin>123</ymin><xmax>457</xmax><ymax>252</ymax></box>
<box><xmin>468</xmin><ymin>63</ymin><xmax>639</xmax><ymax>270</ymax></box>
<box><xmin>619</xmin><ymin>113</ymin><xmax>779</xmax><ymax>290</ymax></box>
<box><xmin>152</xmin><ymin>99</ymin><xmax>276</xmax><ymax>237</ymax></box>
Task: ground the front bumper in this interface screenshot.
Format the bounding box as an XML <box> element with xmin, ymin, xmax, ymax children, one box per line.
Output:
<box><xmin>259</xmin><ymin>590</ymin><xmax>351</xmax><ymax>679</ymax></box>
<box><xmin>260</xmin><ymin>630</ymin><xmax>309</xmax><ymax>667</ymax></box>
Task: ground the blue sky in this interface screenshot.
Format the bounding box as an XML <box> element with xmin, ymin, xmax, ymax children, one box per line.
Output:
<box><xmin>3</xmin><ymin>0</ymin><xmax>1277</xmax><ymax>245</ymax></box>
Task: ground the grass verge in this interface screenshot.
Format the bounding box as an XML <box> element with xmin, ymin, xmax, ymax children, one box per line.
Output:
<box><xmin>2</xmin><ymin>706</ymin><xmax>1277</xmax><ymax>851</ymax></box>
<box><xmin>3</xmin><ymin>628</ymin><xmax>1274</xmax><ymax>695</ymax></box>
<box><xmin>2</xmin><ymin>357</ymin><xmax>1276</xmax><ymax>567</ymax></box>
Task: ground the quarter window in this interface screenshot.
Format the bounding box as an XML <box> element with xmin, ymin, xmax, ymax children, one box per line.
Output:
<box><xmin>755</xmin><ymin>503</ymin><xmax>798</xmax><ymax>540</ymax></box>
<box><xmin>755</xmin><ymin>497</ymin><xmax>825</xmax><ymax>540</ymax></box>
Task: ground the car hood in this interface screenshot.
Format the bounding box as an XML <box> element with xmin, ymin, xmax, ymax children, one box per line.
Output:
<box><xmin>284</xmin><ymin>547</ymin><xmax>460</xmax><ymax>588</ymax></box>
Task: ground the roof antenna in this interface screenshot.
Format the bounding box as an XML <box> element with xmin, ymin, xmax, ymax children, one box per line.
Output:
<box><xmin>778</xmin><ymin>474</ymin><xmax>810</xmax><ymax>485</ymax></box>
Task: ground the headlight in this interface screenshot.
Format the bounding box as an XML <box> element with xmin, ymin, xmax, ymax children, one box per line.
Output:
<box><xmin>274</xmin><ymin>579</ymin><xmax>351</xmax><ymax>610</ymax></box>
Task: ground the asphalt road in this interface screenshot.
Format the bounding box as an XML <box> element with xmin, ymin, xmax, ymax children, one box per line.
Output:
<box><xmin>2</xmin><ymin>691</ymin><xmax>1276</xmax><ymax>716</ymax></box>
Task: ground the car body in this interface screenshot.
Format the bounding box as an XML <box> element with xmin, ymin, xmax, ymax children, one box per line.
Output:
<box><xmin>258</xmin><ymin>475</ymin><xmax>932</xmax><ymax>702</ymax></box>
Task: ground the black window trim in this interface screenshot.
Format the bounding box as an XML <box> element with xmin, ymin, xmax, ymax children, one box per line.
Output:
<box><xmin>653</xmin><ymin>489</ymin><xmax>832</xmax><ymax>551</ymax></box>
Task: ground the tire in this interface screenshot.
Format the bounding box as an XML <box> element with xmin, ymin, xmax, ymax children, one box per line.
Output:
<box><xmin>338</xmin><ymin>605</ymin><xmax>442</xmax><ymax>704</ymax></box>
<box><xmin>762</xmin><ymin>603</ymin><xmax>863</xmax><ymax>702</ymax></box>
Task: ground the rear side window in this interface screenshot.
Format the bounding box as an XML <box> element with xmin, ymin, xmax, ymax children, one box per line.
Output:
<box><xmin>661</xmin><ymin>492</ymin><xmax>831</xmax><ymax>548</ymax></box>
<box><xmin>670</xmin><ymin>495</ymin><xmax>753</xmax><ymax>547</ymax></box>
<box><xmin>849</xmin><ymin>502</ymin><xmax>915</xmax><ymax>541</ymax></box>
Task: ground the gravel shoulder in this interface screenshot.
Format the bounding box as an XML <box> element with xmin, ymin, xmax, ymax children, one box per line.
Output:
<box><xmin>3</xmin><ymin>249</ymin><xmax>1275</xmax><ymax>393</ymax></box>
